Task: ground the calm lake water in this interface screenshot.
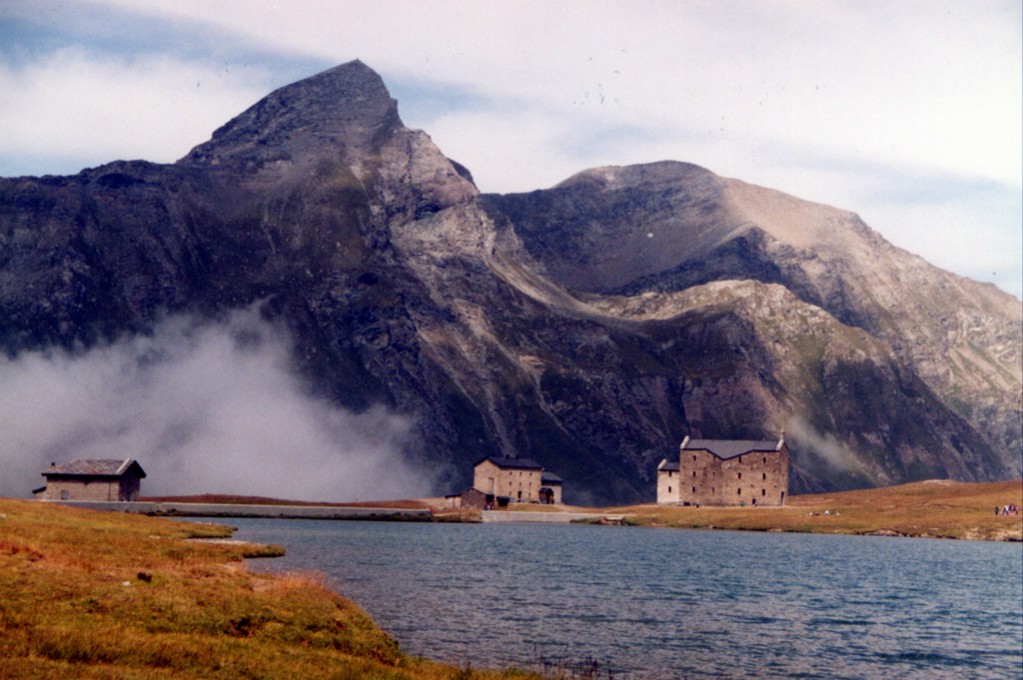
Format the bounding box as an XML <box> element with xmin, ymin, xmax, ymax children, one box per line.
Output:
<box><xmin>220</xmin><ymin>519</ymin><xmax>1023</xmax><ymax>679</ymax></box>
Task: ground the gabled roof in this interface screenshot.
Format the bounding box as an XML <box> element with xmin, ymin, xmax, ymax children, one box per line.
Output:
<box><xmin>42</xmin><ymin>459</ymin><xmax>146</xmax><ymax>478</ymax></box>
<box><xmin>473</xmin><ymin>456</ymin><xmax>544</xmax><ymax>471</ymax></box>
<box><xmin>657</xmin><ymin>459</ymin><xmax>680</xmax><ymax>472</ymax></box>
<box><xmin>682</xmin><ymin>438</ymin><xmax>784</xmax><ymax>460</ymax></box>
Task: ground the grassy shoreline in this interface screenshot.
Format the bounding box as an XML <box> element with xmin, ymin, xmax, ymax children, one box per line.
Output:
<box><xmin>0</xmin><ymin>498</ymin><xmax>538</xmax><ymax>679</ymax></box>
<box><xmin>576</xmin><ymin>479</ymin><xmax>1023</xmax><ymax>541</ymax></box>
<box><xmin>147</xmin><ymin>480</ymin><xmax>1023</xmax><ymax>541</ymax></box>
<box><xmin>431</xmin><ymin>479</ymin><xmax>1022</xmax><ymax>541</ymax></box>
<box><xmin>593</xmin><ymin>476</ymin><xmax>1023</xmax><ymax>539</ymax></box>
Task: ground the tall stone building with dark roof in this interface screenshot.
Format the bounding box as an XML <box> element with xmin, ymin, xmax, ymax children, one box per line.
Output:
<box><xmin>657</xmin><ymin>436</ymin><xmax>788</xmax><ymax>506</ymax></box>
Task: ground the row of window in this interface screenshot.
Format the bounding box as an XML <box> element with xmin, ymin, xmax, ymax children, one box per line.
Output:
<box><xmin>677</xmin><ymin>470</ymin><xmax>771</xmax><ymax>480</ymax></box>
<box><xmin>689</xmin><ymin>455</ymin><xmax>772</xmax><ymax>464</ymax></box>
<box><xmin>666</xmin><ymin>484</ymin><xmax>769</xmax><ymax>496</ymax></box>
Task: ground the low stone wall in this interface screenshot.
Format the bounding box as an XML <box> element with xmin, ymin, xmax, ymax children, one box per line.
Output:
<box><xmin>43</xmin><ymin>500</ymin><xmax>433</xmax><ymax>521</ymax></box>
<box><xmin>481</xmin><ymin>510</ymin><xmax>614</xmax><ymax>524</ymax></box>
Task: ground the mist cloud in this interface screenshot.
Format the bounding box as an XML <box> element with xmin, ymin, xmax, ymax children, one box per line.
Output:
<box><xmin>0</xmin><ymin>308</ymin><xmax>432</xmax><ymax>501</ymax></box>
<box><xmin>785</xmin><ymin>416</ymin><xmax>866</xmax><ymax>477</ymax></box>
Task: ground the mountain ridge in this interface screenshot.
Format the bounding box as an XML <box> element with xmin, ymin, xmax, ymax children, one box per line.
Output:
<box><xmin>1</xmin><ymin>61</ymin><xmax>1019</xmax><ymax>502</ymax></box>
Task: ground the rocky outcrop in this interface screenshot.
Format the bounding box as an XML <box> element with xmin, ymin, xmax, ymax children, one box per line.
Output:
<box><xmin>1</xmin><ymin>61</ymin><xmax>1019</xmax><ymax>503</ymax></box>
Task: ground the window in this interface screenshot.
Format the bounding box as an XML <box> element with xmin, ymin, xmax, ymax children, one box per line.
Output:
<box><xmin>737</xmin><ymin>472</ymin><xmax>742</xmax><ymax>479</ymax></box>
<box><xmin>692</xmin><ymin>486</ymin><xmax>696</xmax><ymax>493</ymax></box>
<box><xmin>668</xmin><ymin>486</ymin><xmax>672</xmax><ymax>494</ymax></box>
<box><xmin>692</xmin><ymin>455</ymin><xmax>697</xmax><ymax>462</ymax></box>
<box><xmin>737</xmin><ymin>488</ymin><xmax>742</xmax><ymax>495</ymax></box>
<box><xmin>763</xmin><ymin>473</ymin><xmax>767</xmax><ymax>480</ymax></box>
<box><xmin>762</xmin><ymin>488</ymin><xmax>766</xmax><ymax>496</ymax></box>
<box><xmin>692</xmin><ymin>470</ymin><xmax>697</xmax><ymax>477</ymax></box>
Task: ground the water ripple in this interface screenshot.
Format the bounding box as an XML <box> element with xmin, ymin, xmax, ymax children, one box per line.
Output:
<box><xmin>228</xmin><ymin>520</ymin><xmax>1023</xmax><ymax>679</ymax></box>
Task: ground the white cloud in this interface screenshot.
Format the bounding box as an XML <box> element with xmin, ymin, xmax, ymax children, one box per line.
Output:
<box><xmin>0</xmin><ymin>308</ymin><xmax>432</xmax><ymax>501</ymax></box>
<box><xmin>94</xmin><ymin>0</ymin><xmax>1019</xmax><ymax>187</ymax></box>
<box><xmin>0</xmin><ymin>48</ymin><xmax>270</xmax><ymax>174</ymax></box>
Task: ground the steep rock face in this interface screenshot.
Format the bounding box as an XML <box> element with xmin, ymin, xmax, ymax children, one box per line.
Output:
<box><xmin>1</xmin><ymin>61</ymin><xmax>1019</xmax><ymax>502</ymax></box>
<box><xmin>585</xmin><ymin>281</ymin><xmax>1007</xmax><ymax>491</ymax></box>
<box><xmin>486</xmin><ymin>164</ymin><xmax>1022</xmax><ymax>480</ymax></box>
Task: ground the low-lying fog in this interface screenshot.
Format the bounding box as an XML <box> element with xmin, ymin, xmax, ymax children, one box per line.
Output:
<box><xmin>0</xmin><ymin>307</ymin><xmax>434</xmax><ymax>501</ymax></box>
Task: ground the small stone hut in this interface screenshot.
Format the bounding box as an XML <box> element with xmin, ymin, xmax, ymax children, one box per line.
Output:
<box><xmin>38</xmin><ymin>459</ymin><xmax>147</xmax><ymax>501</ymax></box>
<box><xmin>657</xmin><ymin>436</ymin><xmax>788</xmax><ymax>506</ymax></box>
<box><xmin>539</xmin><ymin>471</ymin><xmax>563</xmax><ymax>505</ymax></box>
<box><xmin>446</xmin><ymin>487</ymin><xmax>489</xmax><ymax>510</ymax></box>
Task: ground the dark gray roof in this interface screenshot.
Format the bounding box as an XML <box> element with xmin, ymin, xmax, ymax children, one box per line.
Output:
<box><xmin>540</xmin><ymin>471</ymin><xmax>563</xmax><ymax>484</ymax></box>
<box><xmin>474</xmin><ymin>456</ymin><xmax>544</xmax><ymax>471</ymax></box>
<box><xmin>658</xmin><ymin>460</ymin><xmax>680</xmax><ymax>472</ymax></box>
<box><xmin>43</xmin><ymin>458</ymin><xmax>146</xmax><ymax>478</ymax></box>
<box><xmin>683</xmin><ymin>439</ymin><xmax>782</xmax><ymax>460</ymax></box>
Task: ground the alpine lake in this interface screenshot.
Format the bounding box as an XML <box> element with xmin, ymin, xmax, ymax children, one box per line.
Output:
<box><xmin>218</xmin><ymin>519</ymin><xmax>1023</xmax><ymax>679</ymax></box>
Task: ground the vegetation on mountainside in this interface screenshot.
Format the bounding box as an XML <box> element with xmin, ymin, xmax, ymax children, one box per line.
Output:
<box><xmin>0</xmin><ymin>499</ymin><xmax>538</xmax><ymax>680</ymax></box>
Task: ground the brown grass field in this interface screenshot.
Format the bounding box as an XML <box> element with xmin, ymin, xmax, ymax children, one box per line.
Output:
<box><xmin>534</xmin><ymin>479</ymin><xmax>1022</xmax><ymax>541</ymax></box>
<box><xmin>0</xmin><ymin>498</ymin><xmax>539</xmax><ymax>680</ymax></box>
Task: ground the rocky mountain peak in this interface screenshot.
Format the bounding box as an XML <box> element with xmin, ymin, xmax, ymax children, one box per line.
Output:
<box><xmin>1</xmin><ymin>62</ymin><xmax>1018</xmax><ymax>503</ymax></box>
<box><xmin>554</xmin><ymin>161</ymin><xmax>720</xmax><ymax>192</ymax></box>
<box><xmin>178</xmin><ymin>60</ymin><xmax>401</xmax><ymax>173</ymax></box>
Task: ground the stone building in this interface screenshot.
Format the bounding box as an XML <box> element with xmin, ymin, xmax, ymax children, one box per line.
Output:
<box><xmin>540</xmin><ymin>471</ymin><xmax>563</xmax><ymax>505</ymax></box>
<box><xmin>657</xmin><ymin>436</ymin><xmax>788</xmax><ymax>506</ymax></box>
<box><xmin>446</xmin><ymin>487</ymin><xmax>488</xmax><ymax>510</ymax></box>
<box><xmin>473</xmin><ymin>456</ymin><xmax>563</xmax><ymax>504</ymax></box>
<box><xmin>37</xmin><ymin>459</ymin><xmax>147</xmax><ymax>501</ymax></box>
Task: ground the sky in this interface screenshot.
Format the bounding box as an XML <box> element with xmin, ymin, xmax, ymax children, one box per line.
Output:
<box><xmin>0</xmin><ymin>0</ymin><xmax>1020</xmax><ymax>298</ymax></box>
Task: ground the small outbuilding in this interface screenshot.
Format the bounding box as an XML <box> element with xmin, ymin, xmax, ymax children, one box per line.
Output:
<box><xmin>37</xmin><ymin>459</ymin><xmax>146</xmax><ymax>502</ymax></box>
<box><xmin>447</xmin><ymin>487</ymin><xmax>489</xmax><ymax>510</ymax></box>
<box><xmin>539</xmin><ymin>471</ymin><xmax>564</xmax><ymax>505</ymax></box>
